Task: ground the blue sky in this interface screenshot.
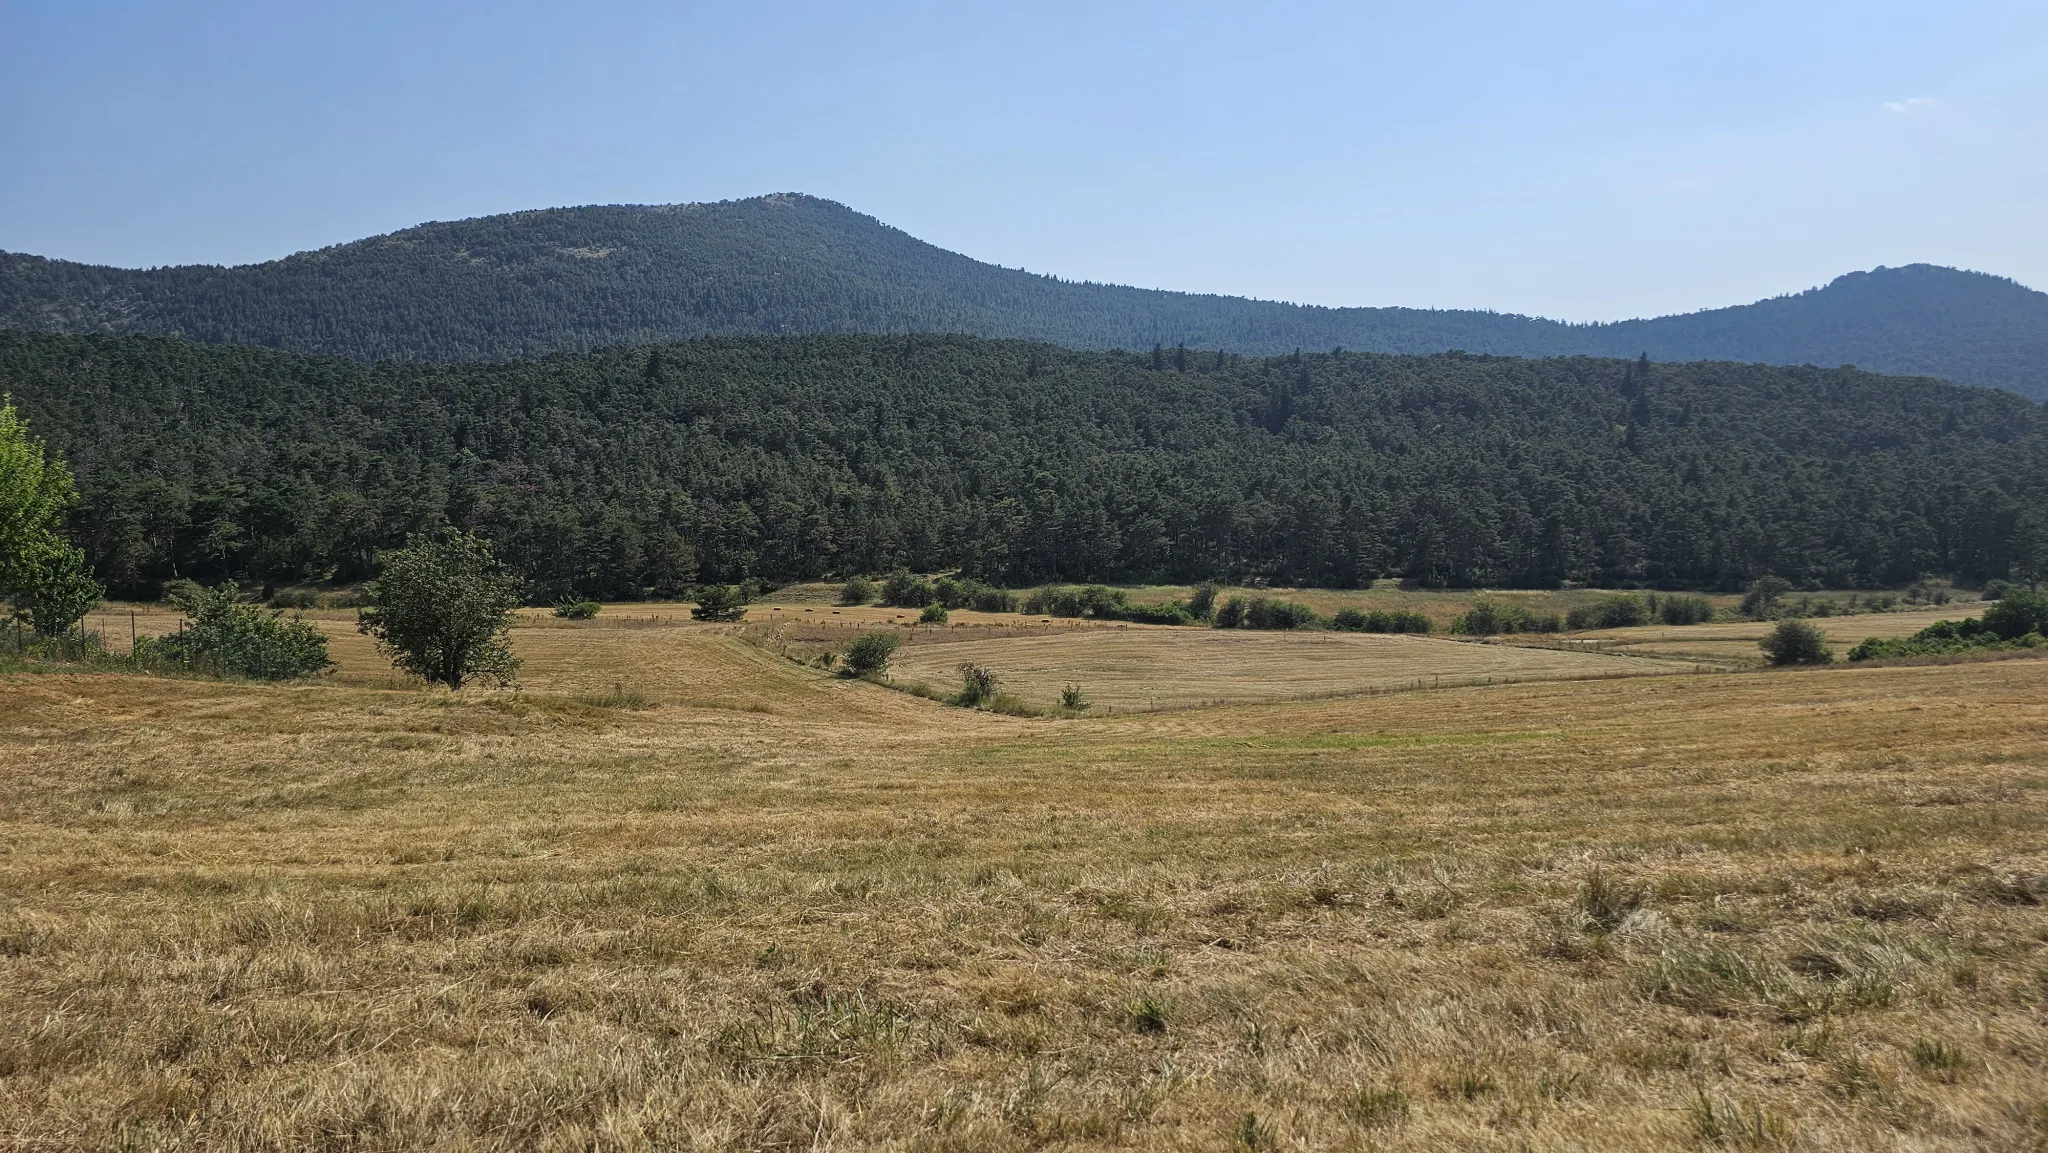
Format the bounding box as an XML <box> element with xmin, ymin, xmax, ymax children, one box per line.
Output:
<box><xmin>4</xmin><ymin>0</ymin><xmax>2043</xmax><ymax>320</ymax></box>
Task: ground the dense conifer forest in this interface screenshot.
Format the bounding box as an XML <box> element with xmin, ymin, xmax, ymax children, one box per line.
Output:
<box><xmin>5</xmin><ymin>195</ymin><xmax>2046</xmax><ymax>400</ymax></box>
<box><xmin>4</xmin><ymin>329</ymin><xmax>2043</xmax><ymax>600</ymax></box>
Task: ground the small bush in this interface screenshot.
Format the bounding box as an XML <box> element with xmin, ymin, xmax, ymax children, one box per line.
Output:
<box><xmin>553</xmin><ymin>600</ymin><xmax>600</xmax><ymax>620</ymax></box>
<box><xmin>1241</xmin><ymin>597</ymin><xmax>1316</xmax><ymax>630</ymax></box>
<box><xmin>690</xmin><ymin>585</ymin><xmax>749</xmax><ymax>622</ymax></box>
<box><xmin>1187</xmin><ymin>582</ymin><xmax>1219</xmax><ymax>620</ymax></box>
<box><xmin>881</xmin><ymin>569</ymin><xmax>935</xmax><ymax>608</ymax></box>
<box><xmin>1981</xmin><ymin>579</ymin><xmax>2012</xmax><ymax>601</ymax></box>
<box><xmin>1060</xmin><ymin>683</ymin><xmax>1087</xmax><ymax>709</ymax></box>
<box><xmin>146</xmin><ymin>583</ymin><xmax>333</xmax><ymax>680</ymax></box>
<box><xmin>1214</xmin><ymin>596</ymin><xmax>1246</xmax><ymax>628</ymax></box>
<box><xmin>955</xmin><ymin>663</ymin><xmax>999</xmax><ymax>707</ymax></box>
<box><xmin>1453</xmin><ymin>599</ymin><xmax>1560</xmax><ymax>635</ymax></box>
<box><xmin>1658</xmin><ymin>594</ymin><xmax>1714</xmax><ymax>625</ymax></box>
<box><xmin>1760</xmin><ymin>618</ymin><xmax>1832</xmax><ymax>665</ymax></box>
<box><xmin>919</xmin><ymin>603</ymin><xmax>949</xmax><ymax>625</ymax></box>
<box><xmin>1332</xmin><ymin>607</ymin><xmax>1432</xmax><ymax>633</ymax></box>
<box><xmin>1567</xmin><ymin>596</ymin><xmax>1646</xmax><ymax>631</ymax></box>
<box><xmin>839</xmin><ymin>575</ymin><xmax>877</xmax><ymax>605</ymax></box>
<box><xmin>842</xmin><ymin>630</ymin><xmax>900</xmax><ymax>676</ymax></box>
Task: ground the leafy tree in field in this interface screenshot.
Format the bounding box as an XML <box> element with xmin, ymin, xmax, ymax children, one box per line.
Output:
<box><xmin>148</xmin><ymin>582</ymin><xmax>332</xmax><ymax>679</ymax></box>
<box><xmin>1741</xmin><ymin>576</ymin><xmax>1792</xmax><ymax>619</ymax></box>
<box><xmin>689</xmin><ymin>584</ymin><xmax>749</xmax><ymax>622</ymax></box>
<box><xmin>1760</xmin><ymin>619</ymin><xmax>1832</xmax><ymax>666</ymax></box>
<box><xmin>0</xmin><ymin>397</ymin><xmax>100</xmax><ymax>633</ymax></box>
<box><xmin>840</xmin><ymin>575</ymin><xmax>876</xmax><ymax>605</ymax></box>
<box><xmin>1982</xmin><ymin>587</ymin><xmax>2048</xmax><ymax>640</ymax></box>
<box><xmin>358</xmin><ymin>529</ymin><xmax>523</xmax><ymax>689</ymax></box>
<box><xmin>843</xmin><ymin>630</ymin><xmax>899</xmax><ymax>676</ymax></box>
<box><xmin>14</xmin><ymin>542</ymin><xmax>102</xmax><ymax>637</ymax></box>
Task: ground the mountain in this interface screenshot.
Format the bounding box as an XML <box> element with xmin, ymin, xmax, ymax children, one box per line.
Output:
<box><xmin>4</xmin><ymin>194</ymin><xmax>2046</xmax><ymax>400</ymax></box>
<box><xmin>4</xmin><ymin>329</ymin><xmax>2043</xmax><ymax>599</ymax></box>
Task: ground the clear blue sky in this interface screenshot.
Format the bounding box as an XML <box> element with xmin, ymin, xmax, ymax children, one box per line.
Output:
<box><xmin>4</xmin><ymin>1</ymin><xmax>2043</xmax><ymax>320</ymax></box>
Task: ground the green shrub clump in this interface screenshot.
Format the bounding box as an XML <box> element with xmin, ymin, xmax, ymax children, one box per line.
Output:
<box><xmin>919</xmin><ymin>603</ymin><xmax>949</xmax><ymax>624</ymax></box>
<box><xmin>839</xmin><ymin>575</ymin><xmax>877</xmax><ymax>605</ymax></box>
<box><xmin>842</xmin><ymin>630</ymin><xmax>900</xmax><ymax>675</ymax></box>
<box><xmin>1849</xmin><ymin>591</ymin><xmax>2048</xmax><ymax>660</ymax></box>
<box><xmin>881</xmin><ymin>569</ymin><xmax>935</xmax><ymax>608</ymax></box>
<box><xmin>1760</xmin><ymin>618</ymin><xmax>1833</xmax><ymax>665</ymax></box>
<box><xmin>933</xmin><ymin>576</ymin><xmax>1017</xmax><ymax>613</ymax></box>
<box><xmin>955</xmin><ymin>663</ymin><xmax>999</xmax><ymax>707</ymax></box>
<box><xmin>143</xmin><ymin>583</ymin><xmax>333</xmax><ymax>680</ymax></box>
<box><xmin>1212</xmin><ymin>595</ymin><xmax>1315</xmax><ymax>630</ymax></box>
<box><xmin>1331</xmin><ymin>607</ymin><xmax>1433</xmax><ymax>633</ymax></box>
<box><xmin>553</xmin><ymin>600</ymin><xmax>601</xmax><ymax>620</ymax></box>
<box><xmin>1566</xmin><ymin>596</ymin><xmax>1646</xmax><ymax>631</ymax></box>
<box><xmin>689</xmin><ymin>584</ymin><xmax>749</xmax><ymax>622</ymax></box>
<box><xmin>1023</xmin><ymin>585</ymin><xmax>1191</xmax><ymax>624</ymax></box>
<box><xmin>1452</xmin><ymin>600</ymin><xmax>1562</xmax><ymax>636</ymax></box>
<box><xmin>1654</xmin><ymin>593</ymin><xmax>1715</xmax><ymax>625</ymax></box>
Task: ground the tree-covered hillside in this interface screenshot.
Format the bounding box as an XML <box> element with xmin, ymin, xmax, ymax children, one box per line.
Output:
<box><xmin>3</xmin><ymin>329</ymin><xmax>2043</xmax><ymax>600</ymax></box>
<box><xmin>4</xmin><ymin>195</ymin><xmax>2045</xmax><ymax>399</ymax></box>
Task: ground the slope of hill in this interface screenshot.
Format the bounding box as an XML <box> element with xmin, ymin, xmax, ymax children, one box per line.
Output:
<box><xmin>4</xmin><ymin>329</ymin><xmax>2043</xmax><ymax>599</ymax></box>
<box><xmin>4</xmin><ymin>195</ymin><xmax>2046</xmax><ymax>399</ymax></box>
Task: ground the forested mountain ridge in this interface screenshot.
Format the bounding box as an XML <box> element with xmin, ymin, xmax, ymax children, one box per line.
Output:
<box><xmin>4</xmin><ymin>194</ymin><xmax>2046</xmax><ymax>400</ymax></box>
<box><xmin>3</xmin><ymin>328</ymin><xmax>2043</xmax><ymax>600</ymax></box>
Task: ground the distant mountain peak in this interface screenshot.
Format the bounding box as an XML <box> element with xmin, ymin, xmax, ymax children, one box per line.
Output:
<box><xmin>2</xmin><ymin>197</ymin><xmax>2043</xmax><ymax>400</ymax></box>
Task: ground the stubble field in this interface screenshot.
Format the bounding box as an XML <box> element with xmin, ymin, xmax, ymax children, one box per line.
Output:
<box><xmin>2</xmin><ymin>609</ymin><xmax>2045</xmax><ymax>1151</ymax></box>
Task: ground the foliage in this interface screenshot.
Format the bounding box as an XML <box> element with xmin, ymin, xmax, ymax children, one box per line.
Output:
<box><xmin>918</xmin><ymin>603</ymin><xmax>948</xmax><ymax>625</ymax></box>
<box><xmin>1567</xmin><ymin>596</ymin><xmax>1647</xmax><ymax>631</ymax></box>
<box><xmin>842</xmin><ymin>630</ymin><xmax>899</xmax><ymax>676</ymax></box>
<box><xmin>5</xmin><ymin>197</ymin><xmax>2044</xmax><ymax>399</ymax></box>
<box><xmin>8</xmin><ymin>331</ymin><xmax>2048</xmax><ymax>600</ymax></box>
<box><xmin>357</xmin><ymin>529</ymin><xmax>523</xmax><ymax>689</ymax></box>
<box><xmin>1981</xmin><ymin>587</ymin><xmax>2048</xmax><ymax>640</ymax></box>
<box><xmin>1453</xmin><ymin>600</ymin><xmax>1562</xmax><ymax>636</ymax></box>
<box><xmin>0</xmin><ymin>396</ymin><xmax>94</xmax><ymax>628</ymax></box>
<box><xmin>934</xmin><ymin>576</ymin><xmax>1016</xmax><ymax>612</ymax></box>
<box><xmin>881</xmin><ymin>569</ymin><xmax>935</xmax><ymax>609</ymax></box>
<box><xmin>1741</xmin><ymin>576</ymin><xmax>1793</xmax><ymax>619</ymax></box>
<box><xmin>1233</xmin><ymin>597</ymin><xmax>1317</xmax><ymax>630</ymax></box>
<box><xmin>1331</xmin><ymin>607</ymin><xmax>1433</xmax><ymax>633</ymax></box>
<box><xmin>1059</xmin><ymin>683</ymin><xmax>1087</xmax><ymax>709</ymax></box>
<box><xmin>1214</xmin><ymin>597</ymin><xmax>1246</xmax><ymax>629</ymax></box>
<box><xmin>553</xmin><ymin>600</ymin><xmax>601</xmax><ymax>620</ymax></box>
<box><xmin>12</xmin><ymin>541</ymin><xmax>102</xmax><ymax>637</ymax></box>
<box><xmin>689</xmin><ymin>584</ymin><xmax>749</xmax><ymax>623</ymax></box>
<box><xmin>839</xmin><ymin>575</ymin><xmax>876</xmax><ymax>605</ymax></box>
<box><xmin>1848</xmin><ymin>614</ymin><xmax>2046</xmax><ymax>661</ymax></box>
<box><xmin>1023</xmin><ymin>584</ymin><xmax>1190</xmax><ymax>624</ymax></box>
<box><xmin>1760</xmin><ymin>619</ymin><xmax>1833</xmax><ymax>666</ymax></box>
<box><xmin>144</xmin><ymin>582</ymin><xmax>332</xmax><ymax>680</ymax></box>
<box><xmin>1654</xmin><ymin>593</ymin><xmax>1715</xmax><ymax>625</ymax></box>
<box><xmin>955</xmin><ymin>663</ymin><xmax>999</xmax><ymax>707</ymax></box>
<box><xmin>1187</xmin><ymin>582</ymin><xmax>1219</xmax><ymax>620</ymax></box>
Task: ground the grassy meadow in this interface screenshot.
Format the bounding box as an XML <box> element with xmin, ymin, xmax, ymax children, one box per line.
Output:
<box><xmin>3</xmin><ymin>591</ymin><xmax>2046</xmax><ymax>1151</ymax></box>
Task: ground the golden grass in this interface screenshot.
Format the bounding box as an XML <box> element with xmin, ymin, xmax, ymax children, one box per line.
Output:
<box><xmin>881</xmin><ymin>626</ymin><xmax>1696</xmax><ymax>712</ymax></box>
<box><xmin>3</xmin><ymin>618</ymin><xmax>2046</xmax><ymax>1151</ymax></box>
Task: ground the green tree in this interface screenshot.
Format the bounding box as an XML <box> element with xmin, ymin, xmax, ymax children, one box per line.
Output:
<box><xmin>1760</xmin><ymin>618</ymin><xmax>1832</xmax><ymax>666</ymax></box>
<box><xmin>150</xmin><ymin>583</ymin><xmax>332</xmax><ymax>680</ymax></box>
<box><xmin>1741</xmin><ymin>575</ymin><xmax>1792</xmax><ymax>619</ymax></box>
<box><xmin>14</xmin><ymin>542</ymin><xmax>102</xmax><ymax>637</ymax></box>
<box><xmin>690</xmin><ymin>584</ymin><xmax>749</xmax><ymax>622</ymax></box>
<box><xmin>0</xmin><ymin>397</ymin><xmax>91</xmax><ymax>626</ymax></box>
<box><xmin>843</xmin><ymin>630</ymin><xmax>900</xmax><ymax>676</ymax></box>
<box><xmin>358</xmin><ymin>530</ymin><xmax>524</xmax><ymax>688</ymax></box>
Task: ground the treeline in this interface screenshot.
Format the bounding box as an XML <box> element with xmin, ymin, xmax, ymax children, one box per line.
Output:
<box><xmin>3</xmin><ymin>329</ymin><xmax>2045</xmax><ymax>600</ymax></box>
<box><xmin>4</xmin><ymin>196</ymin><xmax>2045</xmax><ymax>400</ymax></box>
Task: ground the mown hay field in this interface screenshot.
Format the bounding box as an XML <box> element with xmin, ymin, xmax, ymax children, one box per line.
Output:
<box><xmin>881</xmin><ymin>627</ymin><xmax>1695</xmax><ymax>712</ymax></box>
<box><xmin>6</xmin><ymin>611</ymin><xmax>2046</xmax><ymax>1151</ymax></box>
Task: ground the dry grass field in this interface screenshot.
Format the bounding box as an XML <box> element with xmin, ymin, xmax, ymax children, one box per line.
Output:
<box><xmin>881</xmin><ymin>628</ymin><xmax>1696</xmax><ymax>712</ymax></box>
<box><xmin>6</xmin><ymin>605</ymin><xmax>2046</xmax><ymax>1151</ymax></box>
<box><xmin>1535</xmin><ymin>607</ymin><xmax>1984</xmax><ymax>665</ymax></box>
